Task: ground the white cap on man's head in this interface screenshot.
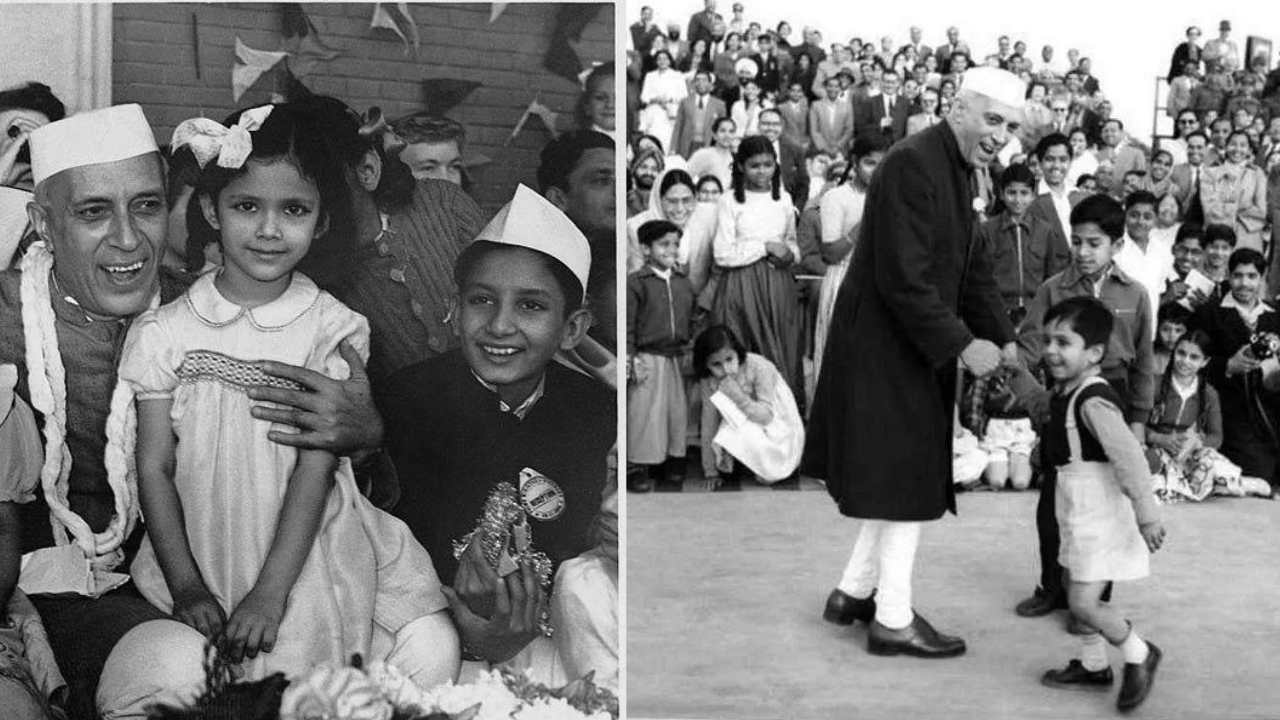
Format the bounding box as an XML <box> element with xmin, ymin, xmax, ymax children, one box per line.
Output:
<box><xmin>474</xmin><ymin>184</ymin><xmax>591</xmax><ymax>296</ymax></box>
<box><xmin>961</xmin><ymin>67</ymin><xmax>1026</xmax><ymax>108</ymax></box>
<box><xmin>29</xmin><ymin>104</ymin><xmax>158</xmax><ymax>186</ymax></box>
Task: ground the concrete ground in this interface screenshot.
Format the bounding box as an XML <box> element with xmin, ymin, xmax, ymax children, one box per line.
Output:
<box><xmin>626</xmin><ymin>490</ymin><xmax>1280</xmax><ymax>719</ymax></box>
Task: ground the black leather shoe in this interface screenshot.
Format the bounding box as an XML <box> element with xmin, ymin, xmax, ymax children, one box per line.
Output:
<box><xmin>1041</xmin><ymin>660</ymin><xmax>1114</xmax><ymax>691</ymax></box>
<box><xmin>822</xmin><ymin>589</ymin><xmax>876</xmax><ymax>625</ymax></box>
<box><xmin>1117</xmin><ymin>641</ymin><xmax>1161</xmax><ymax>712</ymax></box>
<box><xmin>867</xmin><ymin>613</ymin><xmax>966</xmax><ymax>658</ymax></box>
<box><xmin>1016</xmin><ymin>586</ymin><xmax>1068</xmax><ymax>617</ymax></box>
<box><xmin>627</xmin><ymin>473</ymin><xmax>654</xmax><ymax>493</ymax></box>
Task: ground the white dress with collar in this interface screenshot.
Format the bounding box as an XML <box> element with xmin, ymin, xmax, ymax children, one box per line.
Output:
<box><xmin>119</xmin><ymin>272</ymin><xmax>446</xmax><ymax>680</ymax></box>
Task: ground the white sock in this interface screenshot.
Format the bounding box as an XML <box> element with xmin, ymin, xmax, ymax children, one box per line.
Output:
<box><xmin>1120</xmin><ymin>627</ymin><xmax>1150</xmax><ymax>664</ymax></box>
<box><xmin>1079</xmin><ymin>633</ymin><xmax>1109</xmax><ymax>671</ymax></box>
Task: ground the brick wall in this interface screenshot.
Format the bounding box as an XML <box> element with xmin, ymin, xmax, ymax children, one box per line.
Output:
<box><xmin>112</xmin><ymin>2</ymin><xmax>613</xmax><ymax>215</ymax></box>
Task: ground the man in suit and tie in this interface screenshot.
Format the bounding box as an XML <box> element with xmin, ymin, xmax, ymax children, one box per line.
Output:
<box><xmin>685</xmin><ymin>0</ymin><xmax>721</xmax><ymax>49</ymax></box>
<box><xmin>1170</xmin><ymin>130</ymin><xmax>1210</xmax><ymax>206</ymax></box>
<box><xmin>900</xmin><ymin>26</ymin><xmax>931</xmax><ymax>61</ymax></box>
<box><xmin>1045</xmin><ymin>95</ymin><xmax>1072</xmax><ymax>136</ymax></box>
<box><xmin>1096</xmin><ymin>118</ymin><xmax>1147</xmax><ymax>178</ymax></box>
<box><xmin>855</xmin><ymin>69</ymin><xmax>910</xmax><ymax>144</ymax></box>
<box><xmin>759</xmin><ymin>107</ymin><xmax>808</xmax><ymax>205</ymax></box>
<box><xmin>778</xmin><ymin>81</ymin><xmax>811</xmax><ymax>154</ymax></box>
<box><xmin>934</xmin><ymin>26</ymin><xmax>970</xmax><ymax>74</ymax></box>
<box><xmin>906</xmin><ymin>87</ymin><xmax>941</xmax><ymax>137</ymax></box>
<box><xmin>630</xmin><ymin>6</ymin><xmax>663</xmax><ymax>55</ymax></box>
<box><xmin>750</xmin><ymin>32</ymin><xmax>789</xmax><ymax>98</ymax></box>
<box><xmin>810</xmin><ymin>76</ymin><xmax>854</xmax><ymax>155</ymax></box>
<box><xmin>671</xmin><ymin>70</ymin><xmax>727</xmax><ymax>159</ymax></box>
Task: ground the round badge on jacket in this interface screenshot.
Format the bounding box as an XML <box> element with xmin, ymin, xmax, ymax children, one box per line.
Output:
<box><xmin>518</xmin><ymin>468</ymin><xmax>566</xmax><ymax>521</ymax></box>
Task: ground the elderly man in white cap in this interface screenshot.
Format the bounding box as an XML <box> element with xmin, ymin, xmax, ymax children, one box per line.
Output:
<box><xmin>804</xmin><ymin>67</ymin><xmax>1025</xmax><ymax>657</ymax></box>
<box><xmin>1</xmin><ymin>103</ymin><xmax>385</xmax><ymax>719</ymax></box>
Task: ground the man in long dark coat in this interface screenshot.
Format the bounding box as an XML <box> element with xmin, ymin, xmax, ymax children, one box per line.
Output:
<box><xmin>802</xmin><ymin>67</ymin><xmax>1026</xmax><ymax>658</ymax></box>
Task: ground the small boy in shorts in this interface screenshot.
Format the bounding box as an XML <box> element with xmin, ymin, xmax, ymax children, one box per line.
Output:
<box><xmin>1008</xmin><ymin>297</ymin><xmax>1165</xmax><ymax>712</ymax></box>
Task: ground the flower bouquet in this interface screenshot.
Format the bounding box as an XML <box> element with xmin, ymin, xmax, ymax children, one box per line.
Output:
<box><xmin>149</xmin><ymin>649</ymin><xmax>618</xmax><ymax>720</ymax></box>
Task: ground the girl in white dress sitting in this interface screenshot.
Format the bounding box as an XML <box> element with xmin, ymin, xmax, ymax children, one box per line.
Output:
<box><xmin>111</xmin><ymin>102</ymin><xmax>458</xmax><ymax>683</ymax></box>
<box><xmin>694</xmin><ymin>325</ymin><xmax>804</xmax><ymax>485</ymax></box>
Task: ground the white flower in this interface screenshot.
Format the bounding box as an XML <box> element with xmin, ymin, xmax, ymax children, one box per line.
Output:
<box><xmin>512</xmin><ymin>697</ymin><xmax>590</xmax><ymax>720</ymax></box>
<box><xmin>365</xmin><ymin>660</ymin><xmax>429</xmax><ymax>714</ymax></box>
<box><xmin>279</xmin><ymin>666</ymin><xmax>393</xmax><ymax>720</ymax></box>
<box><xmin>972</xmin><ymin>197</ymin><xmax>987</xmax><ymax>214</ymax></box>
<box><xmin>424</xmin><ymin>674</ymin><xmax>520</xmax><ymax>720</ymax></box>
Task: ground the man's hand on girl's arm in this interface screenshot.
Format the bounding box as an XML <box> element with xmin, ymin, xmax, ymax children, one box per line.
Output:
<box><xmin>249</xmin><ymin>341</ymin><xmax>383</xmax><ymax>456</ymax></box>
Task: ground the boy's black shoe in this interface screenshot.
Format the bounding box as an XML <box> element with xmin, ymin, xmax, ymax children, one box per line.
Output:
<box><xmin>823</xmin><ymin>589</ymin><xmax>876</xmax><ymax>625</ymax></box>
<box><xmin>663</xmin><ymin>457</ymin><xmax>688</xmax><ymax>484</ymax></box>
<box><xmin>1117</xmin><ymin>642</ymin><xmax>1162</xmax><ymax>712</ymax></box>
<box><xmin>1041</xmin><ymin>660</ymin><xmax>1114</xmax><ymax>691</ymax></box>
<box><xmin>627</xmin><ymin>473</ymin><xmax>654</xmax><ymax>493</ymax></box>
<box><xmin>1016</xmin><ymin>586</ymin><xmax>1068</xmax><ymax>617</ymax></box>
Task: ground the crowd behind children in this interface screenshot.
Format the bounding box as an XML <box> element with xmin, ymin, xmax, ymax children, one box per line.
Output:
<box><xmin>624</xmin><ymin>6</ymin><xmax>1280</xmax><ymax>503</ymax></box>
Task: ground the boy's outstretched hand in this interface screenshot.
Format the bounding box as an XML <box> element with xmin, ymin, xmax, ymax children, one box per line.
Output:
<box><xmin>1140</xmin><ymin>519</ymin><xmax>1166</xmax><ymax>553</ymax></box>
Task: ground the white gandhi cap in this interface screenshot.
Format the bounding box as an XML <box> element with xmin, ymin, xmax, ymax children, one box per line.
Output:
<box><xmin>474</xmin><ymin>184</ymin><xmax>591</xmax><ymax>296</ymax></box>
<box><xmin>961</xmin><ymin>67</ymin><xmax>1027</xmax><ymax>109</ymax></box>
<box><xmin>29</xmin><ymin>104</ymin><xmax>159</xmax><ymax>186</ymax></box>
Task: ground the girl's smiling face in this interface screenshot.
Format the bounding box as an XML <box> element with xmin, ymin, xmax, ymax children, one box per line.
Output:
<box><xmin>705</xmin><ymin>345</ymin><xmax>741</xmax><ymax>379</ymax></box>
<box><xmin>741</xmin><ymin>152</ymin><xmax>777</xmax><ymax>191</ymax></box>
<box><xmin>202</xmin><ymin>159</ymin><xmax>323</xmax><ymax>305</ymax></box>
<box><xmin>1171</xmin><ymin>338</ymin><xmax>1207</xmax><ymax>380</ymax></box>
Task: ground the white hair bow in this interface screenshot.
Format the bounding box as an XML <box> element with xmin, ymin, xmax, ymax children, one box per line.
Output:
<box><xmin>170</xmin><ymin>105</ymin><xmax>275</xmax><ymax>170</ymax></box>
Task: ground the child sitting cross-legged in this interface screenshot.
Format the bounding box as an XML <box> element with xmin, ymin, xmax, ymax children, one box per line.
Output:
<box><xmin>1144</xmin><ymin>330</ymin><xmax>1270</xmax><ymax>501</ymax></box>
<box><xmin>1006</xmin><ymin>297</ymin><xmax>1166</xmax><ymax>712</ymax></box>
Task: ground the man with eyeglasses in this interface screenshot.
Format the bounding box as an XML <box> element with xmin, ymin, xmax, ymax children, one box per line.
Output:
<box><xmin>1163</xmin><ymin>110</ymin><xmax>1200</xmax><ymax>166</ymax></box>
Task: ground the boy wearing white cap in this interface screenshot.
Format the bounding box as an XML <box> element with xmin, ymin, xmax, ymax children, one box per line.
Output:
<box><xmin>379</xmin><ymin>185</ymin><xmax>615</xmax><ymax>679</ymax></box>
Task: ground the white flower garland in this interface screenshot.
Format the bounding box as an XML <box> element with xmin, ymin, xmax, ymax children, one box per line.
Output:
<box><xmin>19</xmin><ymin>241</ymin><xmax>146</xmax><ymax>567</ymax></box>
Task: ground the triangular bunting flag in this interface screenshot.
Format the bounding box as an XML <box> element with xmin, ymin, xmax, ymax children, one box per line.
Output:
<box><xmin>489</xmin><ymin>3</ymin><xmax>509</xmax><ymax>23</ymax></box>
<box><xmin>421</xmin><ymin>78</ymin><xmax>482</xmax><ymax>116</ymax></box>
<box><xmin>232</xmin><ymin>37</ymin><xmax>289</xmax><ymax>102</ymax></box>
<box><xmin>544</xmin><ymin>4</ymin><xmax>604</xmax><ymax>83</ymax></box>
<box><xmin>370</xmin><ymin>2</ymin><xmax>420</xmax><ymax>56</ymax></box>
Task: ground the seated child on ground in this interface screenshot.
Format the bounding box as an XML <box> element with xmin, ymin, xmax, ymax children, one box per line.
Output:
<box><xmin>1144</xmin><ymin>331</ymin><xmax>1269</xmax><ymax>501</ymax></box>
<box><xmin>694</xmin><ymin>325</ymin><xmax>804</xmax><ymax>485</ymax></box>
